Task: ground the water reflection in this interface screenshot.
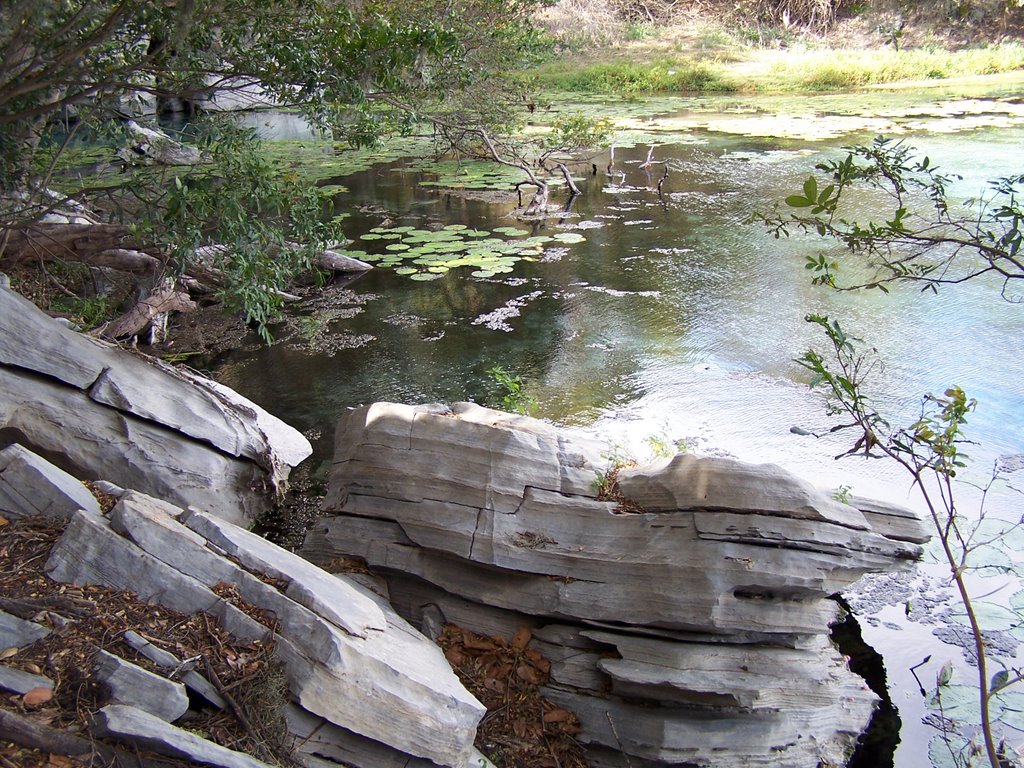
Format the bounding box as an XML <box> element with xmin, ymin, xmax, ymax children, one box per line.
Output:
<box><xmin>214</xmin><ymin>98</ymin><xmax>1024</xmax><ymax>768</ymax></box>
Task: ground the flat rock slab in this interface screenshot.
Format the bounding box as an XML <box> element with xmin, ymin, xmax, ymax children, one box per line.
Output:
<box><xmin>0</xmin><ymin>665</ymin><xmax>53</xmax><ymax>695</ymax></box>
<box><xmin>1</xmin><ymin>367</ymin><xmax>267</xmax><ymax>526</ymax></box>
<box><xmin>182</xmin><ymin>508</ymin><xmax>386</xmax><ymax>638</ymax></box>
<box><xmin>0</xmin><ymin>283</ymin><xmax>312</xmax><ymax>524</ymax></box>
<box><xmin>311</xmin><ymin>401</ymin><xmax>928</xmax><ymax>768</ymax></box>
<box><xmin>92</xmin><ymin>704</ymin><xmax>276</xmax><ymax>768</ymax></box>
<box><xmin>0</xmin><ymin>444</ymin><xmax>100</xmax><ymax>520</ymax></box>
<box><xmin>93</xmin><ymin>650</ymin><xmax>189</xmax><ymax>723</ymax></box>
<box><xmin>0</xmin><ymin>610</ymin><xmax>49</xmax><ymax>650</ymax></box>
<box><xmin>48</xmin><ymin>496</ymin><xmax>483</xmax><ymax>768</ymax></box>
<box><xmin>122</xmin><ymin>631</ymin><xmax>227</xmax><ymax>710</ymax></box>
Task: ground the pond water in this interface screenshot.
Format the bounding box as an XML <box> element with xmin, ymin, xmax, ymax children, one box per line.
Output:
<box><xmin>217</xmin><ymin>85</ymin><xmax>1024</xmax><ymax>767</ymax></box>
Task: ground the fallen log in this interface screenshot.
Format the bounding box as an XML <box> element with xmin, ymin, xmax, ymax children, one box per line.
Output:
<box><xmin>95</xmin><ymin>283</ymin><xmax>197</xmax><ymax>341</ymax></box>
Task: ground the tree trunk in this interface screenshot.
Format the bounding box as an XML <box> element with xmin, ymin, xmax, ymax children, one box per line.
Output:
<box><xmin>96</xmin><ymin>282</ymin><xmax>197</xmax><ymax>341</ymax></box>
<box><xmin>0</xmin><ymin>222</ymin><xmax>153</xmax><ymax>268</ymax></box>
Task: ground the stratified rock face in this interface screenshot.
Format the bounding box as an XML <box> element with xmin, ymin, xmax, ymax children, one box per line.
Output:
<box><xmin>45</xmin><ymin>492</ymin><xmax>484</xmax><ymax>768</ymax></box>
<box><xmin>0</xmin><ymin>444</ymin><xmax>100</xmax><ymax>520</ymax></box>
<box><xmin>305</xmin><ymin>401</ymin><xmax>929</xmax><ymax>768</ymax></box>
<box><xmin>0</xmin><ymin>284</ymin><xmax>311</xmax><ymax>524</ymax></box>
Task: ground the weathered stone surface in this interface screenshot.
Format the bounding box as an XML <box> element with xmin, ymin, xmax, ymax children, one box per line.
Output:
<box><xmin>47</xmin><ymin>508</ymin><xmax>222</xmax><ymax>615</ymax></box>
<box><xmin>615</xmin><ymin>453</ymin><xmax>872</xmax><ymax>528</ymax></box>
<box><xmin>0</xmin><ymin>368</ymin><xmax>267</xmax><ymax>525</ymax></box>
<box><xmin>122</xmin><ymin>631</ymin><xmax>228</xmax><ymax>710</ymax></box>
<box><xmin>308</xmin><ymin>401</ymin><xmax>929</xmax><ymax>768</ymax></box>
<box><xmin>92</xmin><ymin>704</ymin><xmax>274</xmax><ymax>768</ymax></box>
<box><xmin>0</xmin><ymin>283</ymin><xmax>311</xmax><ymax>523</ymax></box>
<box><xmin>0</xmin><ymin>610</ymin><xmax>49</xmax><ymax>650</ymax></box>
<box><xmin>0</xmin><ymin>283</ymin><xmax>105</xmax><ymax>388</ymax></box>
<box><xmin>283</xmin><ymin>704</ymin><xmax>498</xmax><ymax>768</ymax></box>
<box><xmin>0</xmin><ymin>444</ymin><xmax>100</xmax><ymax>520</ymax></box>
<box><xmin>852</xmin><ymin>493</ymin><xmax>933</xmax><ymax>544</ymax></box>
<box><xmin>92</xmin><ymin>650</ymin><xmax>189</xmax><ymax>722</ymax></box>
<box><xmin>0</xmin><ymin>665</ymin><xmax>53</xmax><ymax>695</ymax></box>
<box><xmin>48</xmin><ymin>495</ymin><xmax>484</xmax><ymax>768</ymax></box>
<box><xmin>182</xmin><ymin>508</ymin><xmax>386</xmax><ymax>638</ymax></box>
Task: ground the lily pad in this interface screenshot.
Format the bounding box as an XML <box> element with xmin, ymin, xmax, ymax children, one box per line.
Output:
<box><xmin>410</xmin><ymin>272</ymin><xmax>443</xmax><ymax>281</ymax></box>
<box><xmin>950</xmin><ymin>602</ymin><xmax>1021</xmax><ymax>633</ymax></box>
<box><xmin>552</xmin><ymin>232</ymin><xmax>587</xmax><ymax>244</ymax></box>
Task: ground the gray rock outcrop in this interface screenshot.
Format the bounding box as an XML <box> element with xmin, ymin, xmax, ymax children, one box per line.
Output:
<box><xmin>0</xmin><ymin>610</ymin><xmax>49</xmax><ymax>651</ymax></box>
<box><xmin>0</xmin><ymin>444</ymin><xmax>100</xmax><ymax>520</ymax></box>
<box><xmin>92</xmin><ymin>650</ymin><xmax>190</xmax><ymax>723</ymax></box>
<box><xmin>303</xmin><ymin>401</ymin><xmax>929</xmax><ymax>768</ymax></box>
<box><xmin>46</xmin><ymin>490</ymin><xmax>484</xmax><ymax>768</ymax></box>
<box><xmin>0</xmin><ymin>283</ymin><xmax>310</xmax><ymax>524</ymax></box>
<box><xmin>92</xmin><ymin>704</ymin><xmax>274</xmax><ymax>768</ymax></box>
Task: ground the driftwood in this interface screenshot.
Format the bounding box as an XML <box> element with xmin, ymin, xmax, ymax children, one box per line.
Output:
<box><xmin>95</xmin><ymin>283</ymin><xmax>197</xmax><ymax>341</ymax></box>
<box><xmin>0</xmin><ymin>222</ymin><xmax>149</xmax><ymax>266</ymax></box>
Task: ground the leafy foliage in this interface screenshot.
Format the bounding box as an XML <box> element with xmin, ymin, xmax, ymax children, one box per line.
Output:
<box><xmin>763</xmin><ymin>137</ymin><xmax>1024</xmax><ymax>300</ymax></box>
<box><xmin>796</xmin><ymin>314</ymin><xmax>1014</xmax><ymax>768</ymax></box>
<box><xmin>140</xmin><ymin>121</ymin><xmax>340</xmax><ymax>342</ymax></box>
<box><xmin>488</xmin><ymin>365</ymin><xmax>539</xmax><ymax>415</ymax></box>
<box><xmin>1</xmin><ymin>0</ymin><xmax>552</xmax><ymax>338</ymax></box>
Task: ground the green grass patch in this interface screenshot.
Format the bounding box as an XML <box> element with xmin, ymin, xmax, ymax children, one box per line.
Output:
<box><xmin>527</xmin><ymin>42</ymin><xmax>1024</xmax><ymax>96</ymax></box>
<box><xmin>770</xmin><ymin>43</ymin><xmax>1024</xmax><ymax>91</ymax></box>
<box><xmin>532</xmin><ymin>58</ymin><xmax>739</xmax><ymax>95</ymax></box>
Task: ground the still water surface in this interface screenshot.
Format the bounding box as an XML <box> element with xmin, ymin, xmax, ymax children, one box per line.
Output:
<box><xmin>219</xmin><ymin>87</ymin><xmax>1024</xmax><ymax>766</ymax></box>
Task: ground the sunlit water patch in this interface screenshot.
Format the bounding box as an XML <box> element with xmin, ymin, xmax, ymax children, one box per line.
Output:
<box><xmin>217</xmin><ymin>90</ymin><xmax>1024</xmax><ymax>768</ymax></box>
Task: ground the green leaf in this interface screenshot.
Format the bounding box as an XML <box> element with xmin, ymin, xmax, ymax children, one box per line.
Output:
<box><xmin>785</xmin><ymin>195</ymin><xmax>812</xmax><ymax>208</ymax></box>
<box><xmin>802</xmin><ymin>176</ymin><xmax>818</xmax><ymax>201</ymax></box>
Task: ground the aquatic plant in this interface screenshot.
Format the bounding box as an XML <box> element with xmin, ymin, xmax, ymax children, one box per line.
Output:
<box><xmin>352</xmin><ymin>224</ymin><xmax>586</xmax><ymax>281</ymax></box>
<box><xmin>488</xmin><ymin>365</ymin><xmax>538</xmax><ymax>414</ymax></box>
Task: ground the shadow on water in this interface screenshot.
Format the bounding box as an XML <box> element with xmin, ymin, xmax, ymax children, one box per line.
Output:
<box><xmin>833</xmin><ymin>596</ymin><xmax>902</xmax><ymax>767</ymax></box>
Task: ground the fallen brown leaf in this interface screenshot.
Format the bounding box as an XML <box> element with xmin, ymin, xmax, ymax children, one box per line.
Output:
<box><xmin>512</xmin><ymin>626</ymin><xmax>531</xmax><ymax>651</ymax></box>
<box><xmin>516</xmin><ymin>664</ymin><xmax>545</xmax><ymax>685</ymax></box>
<box><xmin>543</xmin><ymin>708</ymin><xmax>572</xmax><ymax>724</ymax></box>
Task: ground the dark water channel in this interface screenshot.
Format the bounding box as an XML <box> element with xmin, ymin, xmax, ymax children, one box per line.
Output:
<box><xmin>216</xmin><ymin>88</ymin><xmax>1024</xmax><ymax>767</ymax></box>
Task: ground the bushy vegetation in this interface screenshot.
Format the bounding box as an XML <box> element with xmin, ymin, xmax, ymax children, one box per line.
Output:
<box><xmin>532</xmin><ymin>59</ymin><xmax>740</xmax><ymax>94</ymax></box>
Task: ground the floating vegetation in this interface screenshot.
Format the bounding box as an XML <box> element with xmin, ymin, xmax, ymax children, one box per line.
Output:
<box><xmin>349</xmin><ymin>224</ymin><xmax>588</xmax><ymax>282</ymax></box>
<box><xmin>402</xmin><ymin>158</ymin><xmax>530</xmax><ymax>191</ymax></box>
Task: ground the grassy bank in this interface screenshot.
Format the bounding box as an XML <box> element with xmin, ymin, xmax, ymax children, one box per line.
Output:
<box><xmin>528</xmin><ymin>41</ymin><xmax>1024</xmax><ymax>95</ymax></box>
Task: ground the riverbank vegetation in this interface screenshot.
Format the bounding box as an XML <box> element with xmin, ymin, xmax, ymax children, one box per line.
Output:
<box><xmin>528</xmin><ymin>0</ymin><xmax>1024</xmax><ymax>94</ymax></box>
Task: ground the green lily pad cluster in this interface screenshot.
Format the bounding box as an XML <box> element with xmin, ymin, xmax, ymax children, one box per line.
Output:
<box><xmin>405</xmin><ymin>159</ymin><xmax>529</xmax><ymax>191</ymax></box>
<box><xmin>340</xmin><ymin>223</ymin><xmax>587</xmax><ymax>281</ymax></box>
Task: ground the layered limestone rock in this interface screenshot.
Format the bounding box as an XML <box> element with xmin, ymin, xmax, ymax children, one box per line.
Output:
<box><xmin>45</xmin><ymin>489</ymin><xmax>485</xmax><ymax>768</ymax></box>
<box><xmin>303</xmin><ymin>401</ymin><xmax>929</xmax><ymax>768</ymax></box>
<box><xmin>0</xmin><ymin>283</ymin><xmax>310</xmax><ymax>524</ymax></box>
